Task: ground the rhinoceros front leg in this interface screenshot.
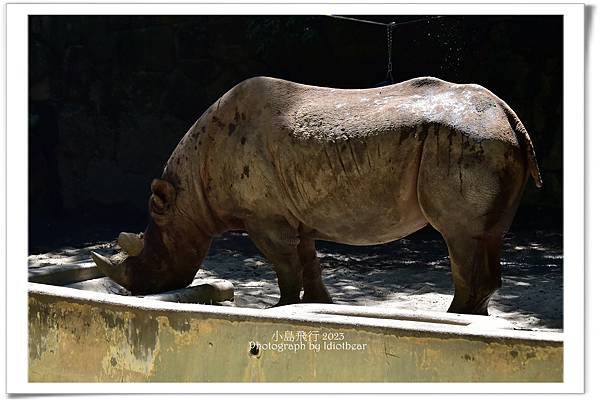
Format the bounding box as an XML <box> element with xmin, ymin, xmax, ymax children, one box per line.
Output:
<box><xmin>245</xmin><ymin>221</ymin><xmax>303</xmax><ymax>306</ymax></box>
<box><xmin>298</xmin><ymin>238</ymin><xmax>333</xmax><ymax>304</ymax></box>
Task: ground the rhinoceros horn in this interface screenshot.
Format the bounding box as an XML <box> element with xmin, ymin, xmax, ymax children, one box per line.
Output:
<box><xmin>117</xmin><ymin>232</ymin><xmax>144</xmax><ymax>256</ymax></box>
<box><xmin>90</xmin><ymin>251</ymin><xmax>132</xmax><ymax>289</ymax></box>
<box><xmin>90</xmin><ymin>231</ymin><xmax>145</xmax><ymax>291</ymax></box>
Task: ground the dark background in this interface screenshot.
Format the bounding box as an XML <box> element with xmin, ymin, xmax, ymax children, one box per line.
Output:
<box><xmin>28</xmin><ymin>15</ymin><xmax>563</xmax><ymax>251</ymax></box>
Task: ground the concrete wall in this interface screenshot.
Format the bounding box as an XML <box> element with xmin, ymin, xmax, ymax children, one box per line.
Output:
<box><xmin>29</xmin><ymin>283</ymin><xmax>563</xmax><ymax>382</ymax></box>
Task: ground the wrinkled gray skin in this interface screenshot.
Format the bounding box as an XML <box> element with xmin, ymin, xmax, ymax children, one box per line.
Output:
<box><xmin>92</xmin><ymin>76</ymin><xmax>542</xmax><ymax>315</ymax></box>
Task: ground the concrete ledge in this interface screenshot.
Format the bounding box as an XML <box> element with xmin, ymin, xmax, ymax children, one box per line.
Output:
<box><xmin>28</xmin><ymin>283</ymin><xmax>563</xmax><ymax>382</ymax></box>
<box><xmin>28</xmin><ymin>263</ymin><xmax>103</xmax><ymax>285</ymax></box>
<box><xmin>31</xmin><ymin>262</ymin><xmax>235</xmax><ymax>305</ymax></box>
<box><xmin>64</xmin><ymin>277</ymin><xmax>235</xmax><ymax>304</ymax></box>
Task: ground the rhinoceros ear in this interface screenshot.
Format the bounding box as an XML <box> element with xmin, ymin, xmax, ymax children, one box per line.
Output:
<box><xmin>149</xmin><ymin>179</ymin><xmax>176</xmax><ymax>225</ymax></box>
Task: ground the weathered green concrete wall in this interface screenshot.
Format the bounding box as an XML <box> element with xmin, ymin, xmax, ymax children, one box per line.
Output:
<box><xmin>29</xmin><ymin>284</ymin><xmax>563</xmax><ymax>382</ymax></box>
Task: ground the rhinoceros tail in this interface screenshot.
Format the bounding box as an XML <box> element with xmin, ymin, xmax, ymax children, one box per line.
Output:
<box><xmin>502</xmin><ymin>104</ymin><xmax>543</xmax><ymax>189</ymax></box>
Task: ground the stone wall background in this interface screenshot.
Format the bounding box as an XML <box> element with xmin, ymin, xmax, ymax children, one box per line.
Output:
<box><xmin>28</xmin><ymin>15</ymin><xmax>562</xmax><ymax>247</ymax></box>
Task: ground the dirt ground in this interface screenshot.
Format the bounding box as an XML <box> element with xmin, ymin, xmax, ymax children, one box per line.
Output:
<box><xmin>28</xmin><ymin>228</ymin><xmax>563</xmax><ymax>332</ymax></box>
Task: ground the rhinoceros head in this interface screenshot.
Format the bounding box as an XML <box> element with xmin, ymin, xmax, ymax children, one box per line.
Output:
<box><xmin>91</xmin><ymin>178</ymin><xmax>211</xmax><ymax>295</ymax></box>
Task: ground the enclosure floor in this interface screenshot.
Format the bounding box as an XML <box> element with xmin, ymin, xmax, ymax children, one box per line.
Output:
<box><xmin>28</xmin><ymin>229</ymin><xmax>563</xmax><ymax>332</ymax></box>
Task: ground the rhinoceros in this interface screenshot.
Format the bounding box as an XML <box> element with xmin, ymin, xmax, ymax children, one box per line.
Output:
<box><xmin>91</xmin><ymin>76</ymin><xmax>542</xmax><ymax>315</ymax></box>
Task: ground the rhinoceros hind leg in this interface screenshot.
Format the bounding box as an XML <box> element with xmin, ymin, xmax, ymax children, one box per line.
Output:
<box><xmin>245</xmin><ymin>221</ymin><xmax>303</xmax><ymax>306</ymax></box>
<box><xmin>298</xmin><ymin>238</ymin><xmax>333</xmax><ymax>304</ymax></box>
<box><xmin>417</xmin><ymin>129</ymin><xmax>527</xmax><ymax>315</ymax></box>
<box><xmin>444</xmin><ymin>234</ymin><xmax>502</xmax><ymax>315</ymax></box>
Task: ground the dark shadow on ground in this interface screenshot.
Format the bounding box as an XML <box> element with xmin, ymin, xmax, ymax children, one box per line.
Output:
<box><xmin>202</xmin><ymin>226</ymin><xmax>563</xmax><ymax>329</ymax></box>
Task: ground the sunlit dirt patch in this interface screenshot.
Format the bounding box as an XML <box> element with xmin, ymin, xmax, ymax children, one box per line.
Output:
<box><xmin>28</xmin><ymin>229</ymin><xmax>562</xmax><ymax>332</ymax></box>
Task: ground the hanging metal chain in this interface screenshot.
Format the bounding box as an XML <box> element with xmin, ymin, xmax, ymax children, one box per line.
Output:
<box><xmin>327</xmin><ymin>15</ymin><xmax>445</xmax><ymax>85</ymax></box>
<box><xmin>386</xmin><ymin>22</ymin><xmax>395</xmax><ymax>83</ymax></box>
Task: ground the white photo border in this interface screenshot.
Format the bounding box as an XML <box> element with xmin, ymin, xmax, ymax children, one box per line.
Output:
<box><xmin>5</xmin><ymin>2</ymin><xmax>585</xmax><ymax>394</ymax></box>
